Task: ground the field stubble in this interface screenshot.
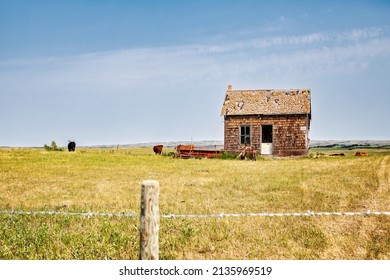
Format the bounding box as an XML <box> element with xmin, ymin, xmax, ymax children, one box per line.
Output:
<box><xmin>0</xmin><ymin>147</ymin><xmax>389</xmax><ymax>259</ymax></box>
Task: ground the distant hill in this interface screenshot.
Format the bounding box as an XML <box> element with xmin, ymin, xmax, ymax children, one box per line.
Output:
<box><xmin>3</xmin><ymin>139</ymin><xmax>389</xmax><ymax>149</ymax></box>
<box><xmin>88</xmin><ymin>140</ymin><xmax>225</xmax><ymax>149</ymax></box>
<box><xmin>87</xmin><ymin>139</ymin><xmax>390</xmax><ymax>149</ymax></box>
<box><xmin>309</xmin><ymin>140</ymin><xmax>390</xmax><ymax>149</ymax></box>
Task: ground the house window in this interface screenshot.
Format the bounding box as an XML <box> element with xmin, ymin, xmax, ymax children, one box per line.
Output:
<box><xmin>240</xmin><ymin>125</ymin><xmax>251</xmax><ymax>145</ymax></box>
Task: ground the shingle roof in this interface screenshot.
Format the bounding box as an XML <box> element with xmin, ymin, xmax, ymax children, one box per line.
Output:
<box><xmin>221</xmin><ymin>88</ymin><xmax>311</xmax><ymax>116</ymax></box>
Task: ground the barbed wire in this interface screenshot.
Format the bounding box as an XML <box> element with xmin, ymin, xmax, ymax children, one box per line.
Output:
<box><xmin>162</xmin><ymin>210</ymin><xmax>390</xmax><ymax>218</ymax></box>
<box><xmin>0</xmin><ymin>210</ymin><xmax>137</xmax><ymax>218</ymax></box>
<box><xmin>1</xmin><ymin>209</ymin><xmax>389</xmax><ymax>219</ymax></box>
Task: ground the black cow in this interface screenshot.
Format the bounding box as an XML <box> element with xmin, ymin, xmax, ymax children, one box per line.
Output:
<box><xmin>68</xmin><ymin>141</ymin><xmax>76</xmax><ymax>152</ymax></box>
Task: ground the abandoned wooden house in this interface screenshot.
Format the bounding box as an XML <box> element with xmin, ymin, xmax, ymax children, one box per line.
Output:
<box><xmin>221</xmin><ymin>85</ymin><xmax>311</xmax><ymax>156</ymax></box>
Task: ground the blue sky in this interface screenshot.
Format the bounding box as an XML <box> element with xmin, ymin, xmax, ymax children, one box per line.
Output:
<box><xmin>1</xmin><ymin>0</ymin><xmax>389</xmax><ymax>147</ymax></box>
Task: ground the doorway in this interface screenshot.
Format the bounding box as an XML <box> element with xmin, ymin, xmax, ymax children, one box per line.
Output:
<box><xmin>261</xmin><ymin>125</ymin><xmax>273</xmax><ymax>155</ymax></box>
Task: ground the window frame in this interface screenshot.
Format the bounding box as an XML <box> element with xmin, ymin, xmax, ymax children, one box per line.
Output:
<box><xmin>240</xmin><ymin>125</ymin><xmax>251</xmax><ymax>145</ymax></box>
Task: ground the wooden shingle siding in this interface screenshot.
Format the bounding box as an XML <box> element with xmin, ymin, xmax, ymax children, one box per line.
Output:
<box><xmin>224</xmin><ymin>114</ymin><xmax>310</xmax><ymax>156</ymax></box>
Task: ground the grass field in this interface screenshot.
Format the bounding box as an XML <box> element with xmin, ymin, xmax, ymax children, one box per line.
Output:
<box><xmin>0</xmin><ymin>147</ymin><xmax>389</xmax><ymax>260</ymax></box>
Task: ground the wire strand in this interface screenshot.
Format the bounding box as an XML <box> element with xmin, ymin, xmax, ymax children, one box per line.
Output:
<box><xmin>1</xmin><ymin>209</ymin><xmax>389</xmax><ymax>219</ymax></box>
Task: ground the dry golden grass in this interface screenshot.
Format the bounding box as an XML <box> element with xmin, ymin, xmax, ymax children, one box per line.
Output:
<box><xmin>0</xmin><ymin>147</ymin><xmax>389</xmax><ymax>259</ymax></box>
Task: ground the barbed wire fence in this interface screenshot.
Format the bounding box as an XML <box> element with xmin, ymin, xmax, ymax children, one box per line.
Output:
<box><xmin>1</xmin><ymin>209</ymin><xmax>390</xmax><ymax>219</ymax></box>
<box><xmin>1</xmin><ymin>180</ymin><xmax>389</xmax><ymax>259</ymax></box>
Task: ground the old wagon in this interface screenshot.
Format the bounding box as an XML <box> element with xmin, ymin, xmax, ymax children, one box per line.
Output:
<box><xmin>175</xmin><ymin>145</ymin><xmax>223</xmax><ymax>159</ymax></box>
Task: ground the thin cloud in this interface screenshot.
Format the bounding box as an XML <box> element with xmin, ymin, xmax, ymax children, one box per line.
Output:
<box><xmin>163</xmin><ymin>26</ymin><xmax>389</xmax><ymax>56</ymax></box>
<box><xmin>1</xmin><ymin>26</ymin><xmax>388</xmax><ymax>67</ymax></box>
<box><xmin>1</xmin><ymin>27</ymin><xmax>389</xmax><ymax>98</ymax></box>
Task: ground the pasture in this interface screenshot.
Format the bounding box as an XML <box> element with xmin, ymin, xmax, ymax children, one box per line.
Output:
<box><xmin>0</xmin><ymin>147</ymin><xmax>389</xmax><ymax>260</ymax></box>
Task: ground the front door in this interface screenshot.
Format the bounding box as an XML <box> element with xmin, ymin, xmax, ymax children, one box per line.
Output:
<box><xmin>261</xmin><ymin>125</ymin><xmax>273</xmax><ymax>155</ymax></box>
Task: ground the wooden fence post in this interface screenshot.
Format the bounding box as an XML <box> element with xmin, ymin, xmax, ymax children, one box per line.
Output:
<box><xmin>139</xmin><ymin>180</ymin><xmax>160</xmax><ymax>260</ymax></box>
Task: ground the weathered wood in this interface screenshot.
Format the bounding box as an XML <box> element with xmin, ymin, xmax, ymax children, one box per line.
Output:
<box><xmin>139</xmin><ymin>180</ymin><xmax>160</xmax><ymax>260</ymax></box>
<box><xmin>224</xmin><ymin>114</ymin><xmax>310</xmax><ymax>156</ymax></box>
